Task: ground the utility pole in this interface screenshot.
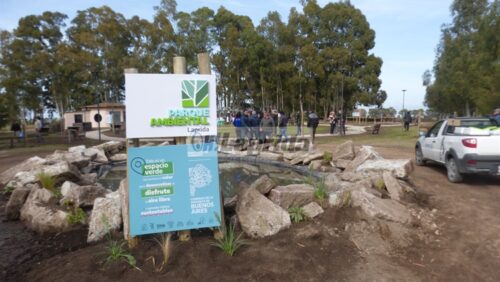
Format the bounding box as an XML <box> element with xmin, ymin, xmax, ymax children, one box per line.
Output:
<box><xmin>402</xmin><ymin>89</ymin><xmax>407</xmax><ymax>113</ymax></box>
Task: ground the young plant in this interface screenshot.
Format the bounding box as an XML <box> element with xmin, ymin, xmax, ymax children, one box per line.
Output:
<box><xmin>2</xmin><ymin>186</ymin><xmax>15</xmax><ymax>195</ymax></box>
<box><xmin>148</xmin><ymin>232</ymin><xmax>173</xmax><ymax>272</ymax></box>
<box><xmin>66</xmin><ymin>207</ymin><xmax>86</xmax><ymax>225</ymax></box>
<box><xmin>323</xmin><ymin>152</ymin><xmax>333</xmax><ymax>164</ymax></box>
<box><xmin>36</xmin><ymin>172</ymin><xmax>61</xmax><ymax>198</ymax></box>
<box><xmin>105</xmin><ymin>240</ymin><xmax>139</xmax><ymax>270</ymax></box>
<box><xmin>211</xmin><ymin>213</ymin><xmax>248</xmax><ymax>256</ymax></box>
<box><xmin>313</xmin><ymin>180</ymin><xmax>328</xmax><ymax>203</ymax></box>
<box><xmin>288</xmin><ymin>207</ymin><xmax>305</xmax><ymax>223</ymax></box>
<box><xmin>340</xmin><ymin>190</ymin><xmax>352</xmax><ymax>208</ymax></box>
<box><xmin>374</xmin><ymin>178</ymin><xmax>385</xmax><ymax>191</ymax></box>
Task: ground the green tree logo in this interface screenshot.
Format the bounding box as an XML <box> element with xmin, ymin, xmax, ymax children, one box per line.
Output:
<box><xmin>182</xmin><ymin>80</ymin><xmax>209</xmax><ymax>108</ymax></box>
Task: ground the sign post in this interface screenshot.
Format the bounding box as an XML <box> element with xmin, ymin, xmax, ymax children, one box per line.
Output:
<box><xmin>124</xmin><ymin>60</ymin><xmax>221</xmax><ymax>245</ymax></box>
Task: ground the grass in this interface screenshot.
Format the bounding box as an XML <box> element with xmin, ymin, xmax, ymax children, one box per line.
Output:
<box><xmin>2</xmin><ymin>186</ymin><xmax>15</xmax><ymax>195</ymax></box>
<box><xmin>216</xmin><ymin>124</ymin><xmax>330</xmax><ymax>137</ymax></box>
<box><xmin>36</xmin><ymin>171</ymin><xmax>62</xmax><ymax>197</ymax></box>
<box><xmin>340</xmin><ymin>190</ymin><xmax>352</xmax><ymax>208</ymax></box>
<box><xmin>211</xmin><ymin>213</ymin><xmax>248</xmax><ymax>256</ymax></box>
<box><xmin>104</xmin><ymin>240</ymin><xmax>139</xmax><ymax>270</ymax></box>
<box><xmin>374</xmin><ymin>178</ymin><xmax>385</xmax><ymax>190</ymax></box>
<box><xmin>323</xmin><ymin>152</ymin><xmax>333</xmax><ymax>164</ymax></box>
<box><xmin>313</xmin><ymin>180</ymin><xmax>328</xmax><ymax>203</ymax></box>
<box><xmin>315</xmin><ymin>124</ymin><xmax>422</xmax><ymax>149</ymax></box>
<box><xmin>288</xmin><ymin>207</ymin><xmax>306</xmax><ymax>223</ymax></box>
<box><xmin>148</xmin><ymin>233</ymin><xmax>173</xmax><ymax>272</ymax></box>
<box><xmin>66</xmin><ymin>207</ymin><xmax>87</xmax><ymax>225</ymax></box>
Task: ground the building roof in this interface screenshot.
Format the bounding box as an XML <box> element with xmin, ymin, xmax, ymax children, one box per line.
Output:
<box><xmin>84</xmin><ymin>103</ymin><xmax>125</xmax><ymax>109</ymax></box>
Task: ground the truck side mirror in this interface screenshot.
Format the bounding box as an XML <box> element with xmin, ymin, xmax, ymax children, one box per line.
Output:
<box><xmin>419</xmin><ymin>131</ymin><xmax>426</xmax><ymax>137</ymax></box>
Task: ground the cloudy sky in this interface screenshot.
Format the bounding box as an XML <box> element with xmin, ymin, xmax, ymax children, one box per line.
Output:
<box><xmin>0</xmin><ymin>0</ymin><xmax>453</xmax><ymax>111</ymax></box>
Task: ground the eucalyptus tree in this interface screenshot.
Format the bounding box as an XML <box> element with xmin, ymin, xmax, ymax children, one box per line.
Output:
<box><xmin>67</xmin><ymin>6</ymin><xmax>130</xmax><ymax>103</ymax></box>
<box><xmin>425</xmin><ymin>0</ymin><xmax>497</xmax><ymax>116</ymax></box>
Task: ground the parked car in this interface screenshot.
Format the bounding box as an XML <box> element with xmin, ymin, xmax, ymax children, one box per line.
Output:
<box><xmin>415</xmin><ymin>118</ymin><xmax>500</xmax><ymax>182</ymax></box>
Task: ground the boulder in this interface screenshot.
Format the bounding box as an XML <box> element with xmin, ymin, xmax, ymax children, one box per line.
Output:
<box><xmin>335</xmin><ymin>159</ymin><xmax>351</xmax><ymax>170</ymax></box>
<box><xmin>218</xmin><ymin>162</ymin><xmax>242</xmax><ymax>171</ymax></box>
<box><xmin>356</xmin><ymin>159</ymin><xmax>414</xmax><ymax>179</ymax></box>
<box><xmin>302</xmin><ymin>202</ymin><xmax>324</xmax><ymax>219</ymax></box>
<box><xmin>5</xmin><ymin>184</ymin><xmax>36</xmax><ymax>220</ymax></box>
<box><xmin>42</xmin><ymin>161</ymin><xmax>81</xmax><ymax>186</ymax></box>
<box><xmin>93</xmin><ymin>140</ymin><xmax>125</xmax><ymax>154</ymax></box>
<box><xmin>87</xmin><ymin>196</ymin><xmax>122</xmax><ymax>243</ymax></box>
<box><xmin>0</xmin><ymin>156</ymin><xmax>46</xmax><ymax>185</ymax></box>
<box><xmin>79</xmin><ymin>173</ymin><xmax>98</xmax><ymax>185</ymax></box>
<box><xmin>258</xmin><ymin>151</ymin><xmax>283</xmax><ymax>162</ymax></box>
<box><xmin>60</xmin><ymin>182</ymin><xmax>107</xmax><ymax>207</ymax></box>
<box><xmin>302</xmin><ymin>152</ymin><xmax>324</xmax><ymax>165</ymax></box>
<box><xmin>308</xmin><ymin>160</ymin><xmax>323</xmax><ymax>171</ymax></box>
<box><xmin>224</xmin><ymin>195</ymin><xmax>238</xmax><ymax>209</ymax></box>
<box><xmin>350</xmin><ymin>188</ymin><xmax>412</xmax><ymax>224</ymax></box>
<box><xmin>20</xmin><ymin>188</ymin><xmax>69</xmax><ymax>233</ymax></box>
<box><xmin>68</xmin><ymin>145</ymin><xmax>86</xmax><ymax>153</ymax></box>
<box><xmin>109</xmin><ymin>153</ymin><xmax>127</xmax><ymax>162</ymax></box>
<box><xmin>344</xmin><ymin>146</ymin><xmax>383</xmax><ymax>173</ymax></box>
<box><xmin>46</xmin><ymin>151</ymin><xmax>91</xmax><ymax>169</ymax></box>
<box><xmin>268</xmin><ymin>184</ymin><xmax>315</xmax><ymax>209</ymax></box>
<box><xmin>283</xmin><ymin>151</ymin><xmax>306</xmax><ymax>161</ymax></box>
<box><xmin>324</xmin><ymin>173</ymin><xmax>340</xmax><ymax>191</ymax></box>
<box><xmin>249</xmin><ymin>175</ymin><xmax>276</xmax><ymax>194</ymax></box>
<box><xmin>332</xmin><ymin>140</ymin><xmax>355</xmax><ymax>161</ymax></box>
<box><xmin>382</xmin><ymin>171</ymin><xmax>404</xmax><ymax>201</ymax></box>
<box><xmin>236</xmin><ymin>187</ymin><xmax>291</xmax><ymax>238</ymax></box>
<box><xmin>83</xmin><ymin>148</ymin><xmax>108</xmax><ymax>163</ymax></box>
<box><xmin>290</xmin><ymin>156</ymin><xmax>305</xmax><ymax>165</ymax></box>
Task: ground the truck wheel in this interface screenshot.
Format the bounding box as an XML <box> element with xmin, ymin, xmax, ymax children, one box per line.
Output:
<box><xmin>415</xmin><ymin>147</ymin><xmax>425</xmax><ymax>166</ymax></box>
<box><xmin>446</xmin><ymin>157</ymin><xmax>463</xmax><ymax>183</ymax></box>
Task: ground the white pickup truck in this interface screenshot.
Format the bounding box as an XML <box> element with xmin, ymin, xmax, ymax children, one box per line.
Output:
<box><xmin>415</xmin><ymin>118</ymin><xmax>500</xmax><ymax>182</ymax></box>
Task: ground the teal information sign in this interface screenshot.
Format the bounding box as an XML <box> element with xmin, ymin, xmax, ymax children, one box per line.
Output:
<box><xmin>127</xmin><ymin>142</ymin><xmax>221</xmax><ymax>236</ymax></box>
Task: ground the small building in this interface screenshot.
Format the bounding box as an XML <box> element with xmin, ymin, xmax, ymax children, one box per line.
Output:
<box><xmin>63</xmin><ymin>103</ymin><xmax>125</xmax><ymax>130</ymax></box>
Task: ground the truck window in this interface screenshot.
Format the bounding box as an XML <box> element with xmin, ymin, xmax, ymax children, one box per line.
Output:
<box><xmin>427</xmin><ymin>121</ymin><xmax>444</xmax><ymax>137</ymax></box>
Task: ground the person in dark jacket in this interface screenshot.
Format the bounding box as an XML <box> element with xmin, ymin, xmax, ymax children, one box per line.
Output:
<box><xmin>307</xmin><ymin>111</ymin><xmax>319</xmax><ymax>143</ymax></box>
<box><xmin>337</xmin><ymin>110</ymin><xmax>346</xmax><ymax>136</ymax></box>
<box><xmin>278</xmin><ymin>111</ymin><xmax>289</xmax><ymax>142</ymax></box>
<box><xmin>295</xmin><ymin>112</ymin><xmax>302</xmax><ymax>136</ymax></box>
<box><xmin>403</xmin><ymin>111</ymin><xmax>412</xmax><ymax>131</ymax></box>
<box><xmin>233</xmin><ymin>112</ymin><xmax>242</xmax><ymax>144</ymax></box>
<box><xmin>250</xmin><ymin>110</ymin><xmax>260</xmax><ymax>142</ymax></box>
<box><xmin>260</xmin><ymin>111</ymin><xmax>275</xmax><ymax>143</ymax></box>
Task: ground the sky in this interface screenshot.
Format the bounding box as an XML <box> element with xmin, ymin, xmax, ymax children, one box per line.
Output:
<box><xmin>0</xmin><ymin>0</ymin><xmax>454</xmax><ymax>112</ymax></box>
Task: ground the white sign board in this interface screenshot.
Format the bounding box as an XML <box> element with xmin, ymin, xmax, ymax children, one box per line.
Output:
<box><xmin>125</xmin><ymin>74</ymin><xmax>217</xmax><ymax>138</ymax></box>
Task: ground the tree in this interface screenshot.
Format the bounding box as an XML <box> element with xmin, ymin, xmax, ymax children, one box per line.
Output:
<box><xmin>425</xmin><ymin>0</ymin><xmax>498</xmax><ymax>116</ymax></box>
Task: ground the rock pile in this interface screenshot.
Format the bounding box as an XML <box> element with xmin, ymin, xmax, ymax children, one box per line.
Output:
<box><xmin>220</xmin><ymin>140</ymin><xmax>420</xmax><ymax>238</ymax></box>
<box><xmin>0</xmin><ymin>141</ymin><xmax>126</xmax><ymax>240</ymax></box>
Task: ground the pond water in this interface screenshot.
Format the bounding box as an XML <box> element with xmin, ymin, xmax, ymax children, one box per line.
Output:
<box><xmin>98</xmin><ymin>162</ymin><xmax>312</xmax><ymax>197</ymax></box>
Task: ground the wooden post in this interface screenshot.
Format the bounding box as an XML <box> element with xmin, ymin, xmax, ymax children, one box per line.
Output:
<box><xmin>198</xmin><ymin>53</ymin><xmax>224</xmax><ymax>240</ymax></box>
<box><xmin>124</xmin><ymin>68</ymin><xmax>139</xmax><ymax>248</ymax></box>
<box><xmin>173</xmin><ymin>57</ymin><xmax>191</xmax><ymax>241</ymax></box>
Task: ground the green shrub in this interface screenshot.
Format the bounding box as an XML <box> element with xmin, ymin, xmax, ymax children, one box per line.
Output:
<box><xmin>2</xmin><ymin>186</ymin><xmax>15</xmax><ymax>195</ymax></box>
<box><xmin>374</xmin><ymin>179</ymin><xmax>385</xmax><ymax>190</ymax></box>
<box><xmin>67</xmin><ymin>207</ymin><xmax>86</xmax><ymax>225</ymax></box>
<box><xmin>36</xmin><ymin>172</ymin><xmax>61</xmax><ymax>198</ymax></box>
<box><xmin>288</xmin><ymin>207</ymin><xmax>305</xmax><ymax>223</ymax></box>
<box><xmin>314</xmin><ymin>180</ymin><xmax>328</xmax><ymax>202</ymax></box>
<box><xmin>211</xmin><ymin>213</ymin><xmax>248</xmax><ymax>256</ymax></box>
<box><xmin>37</xmin><ymin>172</ymin><xmax>55</xmax><ymax>190</ymax></box>
<box><xmin>323</xmin><ymin>152</ymin><xmax>333</xmax><ymax>163</ymax></box>
<box><xmin>105</xmin><ymin>240</ymin><xmax>138</xmax><ymax>269</ymax></box>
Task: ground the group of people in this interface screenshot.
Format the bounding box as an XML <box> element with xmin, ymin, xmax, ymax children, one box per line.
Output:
<box><xmin>232</xmin><ymin>109</ymin><xmax>290</xmax><ymax>144</ymax></box>
<box><xmin>230</xmin><ymin>109</ymin><xmax>346</xmax><ymax>144</ymax></box>
<box><xmin>327</xmin><ymin>110</ymin><xmax>347</xmax><ymax>136</ymax></box>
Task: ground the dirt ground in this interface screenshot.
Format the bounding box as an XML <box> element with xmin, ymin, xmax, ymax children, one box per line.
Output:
<box><xmin>1</xmin><ymin>145</ymin><xmax>500</xmax><ymax>281</ymax></box>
